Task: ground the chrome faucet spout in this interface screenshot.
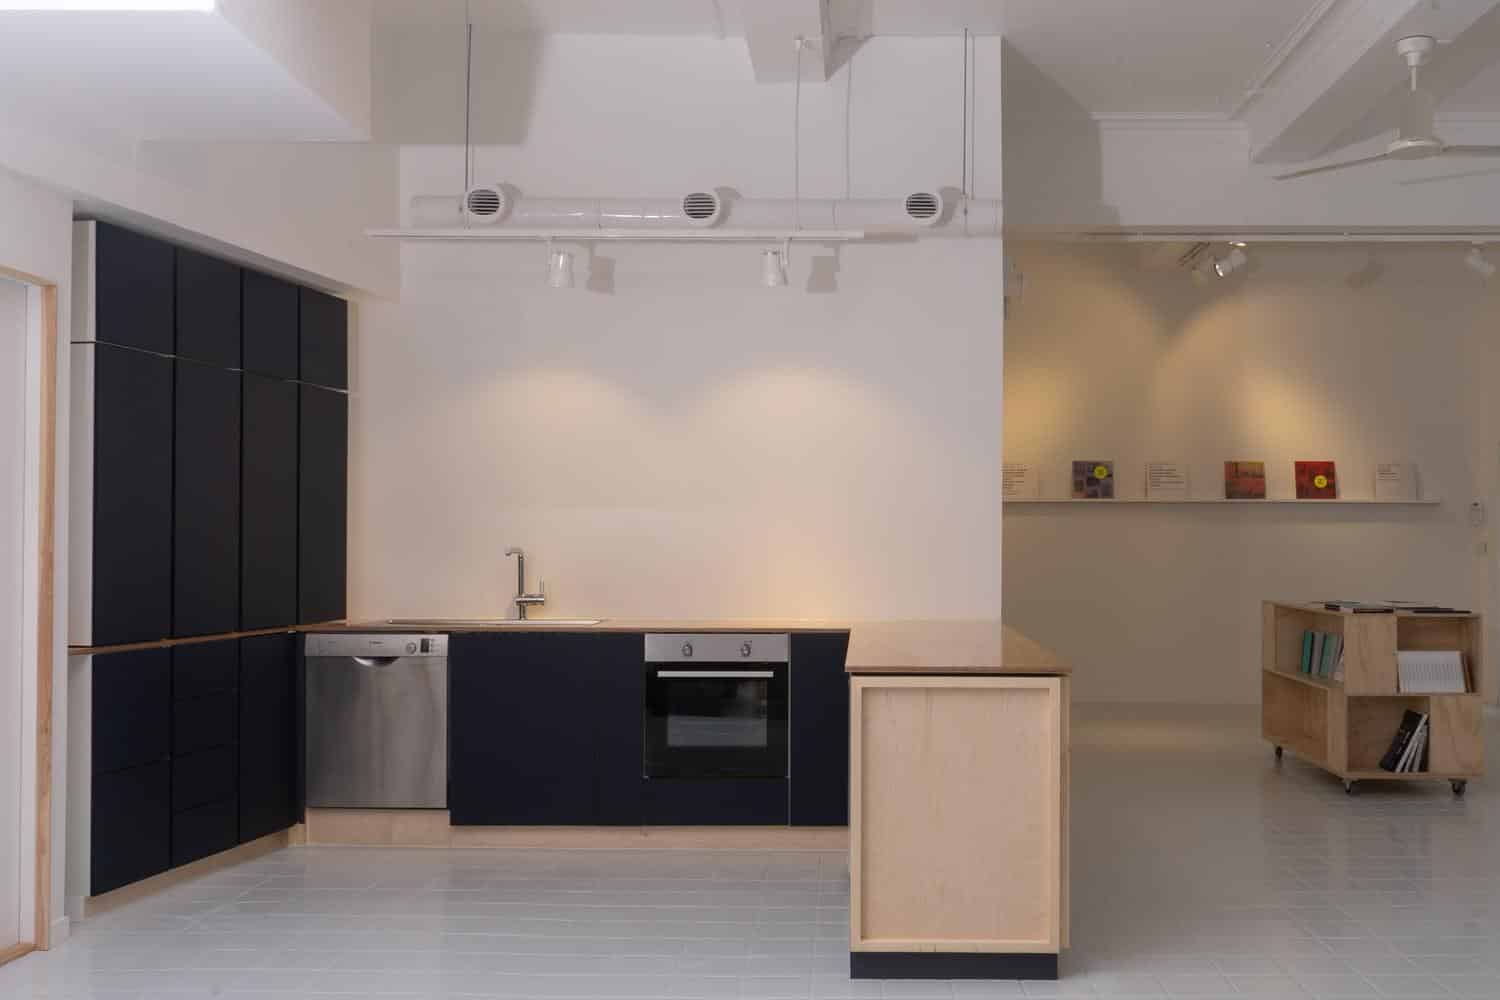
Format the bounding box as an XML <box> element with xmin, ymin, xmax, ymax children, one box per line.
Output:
<box><xmin>505</xmin><ymin>547</ymin><xmax>545</xmax><ymax>620</ymax></box>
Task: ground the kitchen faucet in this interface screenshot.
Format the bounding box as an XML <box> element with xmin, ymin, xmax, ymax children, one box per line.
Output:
<box><xmin>505</xmin><ymin>547</ymin><xmax>546</xmax><ymax>619</ymax></box>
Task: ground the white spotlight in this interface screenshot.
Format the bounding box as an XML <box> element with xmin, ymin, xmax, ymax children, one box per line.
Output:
<box><xmin>1465</xmin><ymin>246</ymin><xmax>1496</xmax><ymax>279</ymax></box>
<box><xmin>547</xmin><ymin>248</ymin><xmax>574</xmax><ymax>289</ymax></box>
<box><xmin>1214</xmin><ymin>247</ymin><xmax>1248</xmax><ymax>278</ymax></box>
<box><xmin>761</xmin><ymin>248</ymin><xmax>787</xmax><ymax>288</ymax></box>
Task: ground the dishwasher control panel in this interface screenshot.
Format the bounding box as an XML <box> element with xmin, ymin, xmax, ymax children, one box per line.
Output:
<box><xmin>304</xmin><ymin>633</ymin><xmax>448</xmax><ymax>658</ymax></box>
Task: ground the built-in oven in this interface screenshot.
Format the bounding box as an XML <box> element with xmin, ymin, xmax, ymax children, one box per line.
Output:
<box><xmin>643</xmin><ymin>633</ymin><xmax>790</xmax><ymax>780</ymax></box>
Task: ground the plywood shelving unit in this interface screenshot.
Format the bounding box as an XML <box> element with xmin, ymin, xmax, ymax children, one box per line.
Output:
<box><xmin>1261</xmin><ymin>600</ymin><xmax>1485</xmax><ymax>795</ymax></box>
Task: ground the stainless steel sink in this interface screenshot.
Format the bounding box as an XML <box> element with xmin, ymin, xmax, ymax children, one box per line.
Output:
<box><xmin>384</xmin><ymin>618</ymin><xmax>605</xmax><ymax>627</ymax></box>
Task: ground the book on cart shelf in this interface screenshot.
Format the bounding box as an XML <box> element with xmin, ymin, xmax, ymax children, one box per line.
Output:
<box><xmin>1380</xmin><ymin>710</ymin><xmax>1429</xmax><ymax>773</ymax></box>
<box><xmin>1397</xmin><ymin>650</ymin><xmax>1468</xmax><ymax>694</ymax></box>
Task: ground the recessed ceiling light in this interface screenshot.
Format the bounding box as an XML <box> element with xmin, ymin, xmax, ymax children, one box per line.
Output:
<box><xmin>0</xmin><ymin>1</ymin><xmax>215</xmax><ymax>9</ymax></box>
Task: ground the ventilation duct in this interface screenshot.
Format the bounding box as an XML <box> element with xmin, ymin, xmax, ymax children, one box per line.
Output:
<box><xmin>406</xmin><ymin>189</ymin><xmax>999</xmax><ymax>236</ymax></box>
<box><xmin>462</xmin><ymin>185</ymin><xmax>509</xmax><ymax>224</ymax></box>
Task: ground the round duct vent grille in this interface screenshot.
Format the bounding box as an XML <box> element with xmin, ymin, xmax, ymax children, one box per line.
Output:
<box><xmin>904</xmin><ymin>191</ymin><xmax>942</xmax><ymax>223</ymax></box>
<box><xmin>682</xmin><ymin>191</ymin><xmax>723</xmax><ymax>225</ymax></box>
<box><xmin>463</xmin><ymin>186</ymin><xmax>508</xmax><ymax>223</ymax></box>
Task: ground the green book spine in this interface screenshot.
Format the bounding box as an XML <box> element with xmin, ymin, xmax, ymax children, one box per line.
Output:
<box><xmin>1301</xmin><ymin>631</ymin><xmax>1314</xmax><ymax>673</ymax></box>
<box><xmin>1323</xmin><ymin>635</ymin><xmax>1342</xmax><ymax>679</ymax></box>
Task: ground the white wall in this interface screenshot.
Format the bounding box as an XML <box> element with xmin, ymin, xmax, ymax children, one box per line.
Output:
<box><xmin>1003</xmin><ymin>242</ymin><xmax>1491</xmax><ymax>704</ymax></box>
<box><xmin>0</xmin><ymin>165</ymin><xmax>73</xmax><ymax>944</ymax></box>
<box><xmin>351</xmin><ymin>35</ymin><xmax>1005</xmax><ymax>622</ymax></box>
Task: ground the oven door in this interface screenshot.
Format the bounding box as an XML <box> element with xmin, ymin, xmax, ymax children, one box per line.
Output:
<box><xmin>644</xmin><ymin>664</ymin><xmax>789</xmax><ymax>779</ymax></box>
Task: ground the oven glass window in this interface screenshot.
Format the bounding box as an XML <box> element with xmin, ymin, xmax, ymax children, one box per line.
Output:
<box><xmin>645</xmin><ymin>665</ymin><xmax>789</xmax><ymax>779</ymax></box>
<box><xmin>666</xmin><ymin>677</ymin><xmax>770</xmax><ymax>748</ymax></box>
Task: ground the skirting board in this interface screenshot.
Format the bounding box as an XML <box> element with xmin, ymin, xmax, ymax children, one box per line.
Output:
<box><xmin>81</xmin><ymin>828</ymin><xmax>296</xmax><ymax>919</ymax></box>
<box><xmin>304</xmin><ymin>809</ymin><xmax>849</xmax><ymax>850</ymax></box>
<box><xmin>851</xmin><ymin>952</ymin><xmax>1059</xmax><ymax>980</ymax></box>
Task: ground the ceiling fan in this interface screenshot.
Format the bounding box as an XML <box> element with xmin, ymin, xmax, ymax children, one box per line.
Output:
<box><xmin>1275</xmin><ymin>35</ymin><xmax>1500</xmax><ymax>180</ymax></box>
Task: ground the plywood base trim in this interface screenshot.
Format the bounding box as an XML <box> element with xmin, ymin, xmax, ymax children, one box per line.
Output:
<box><xmin>302</xmin><ymin>809</ymin><xmax>849</xmax><ymax>850</ymax></box>
<box><xmin>850</xmin><ymin>952</ymin><xmax>1058</xmax><ymax>980</ymax></box>
<box><xmin>83</xmin><ymin>829</ymin><xmax>291</xmax><ymax>919</ymax></box>
<box><xmin>0</xmin><ymin>943</ymin><xmax>36</xmax><ymax>968</ymax></box>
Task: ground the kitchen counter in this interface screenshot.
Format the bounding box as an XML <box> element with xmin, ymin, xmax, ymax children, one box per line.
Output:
<box><xmin>844</xmin><ymin>620</ymin><xmax>1070</xmax><ymax>675</ymax></box>
<box><xmin>848</xmin><ymin>625</ymin><xmax>1070</xmax><ymax>980</ymax></box>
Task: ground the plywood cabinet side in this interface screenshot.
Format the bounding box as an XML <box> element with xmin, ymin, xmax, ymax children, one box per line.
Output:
<box><xmin>850</xmin><ymin>675</ymin><xmax>1064</xmax><ymax>955</ymax></box>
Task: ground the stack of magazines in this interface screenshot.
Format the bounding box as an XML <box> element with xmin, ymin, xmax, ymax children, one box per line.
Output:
<box><xmin>1379</xmin><ymin>710</ymin><xmax>1429</xmax><ymax>773</ymax></box>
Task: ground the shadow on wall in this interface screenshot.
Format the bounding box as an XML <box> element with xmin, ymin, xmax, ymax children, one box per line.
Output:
<box><xmin>1001</xmin><ymin>41</ymin><xmax>1118</xmax><ymax>231</ymax></box>
<box><xmin>373</xmin><ymin>21</ymin><xmax>542</xmax><ymax>146</ymax></box>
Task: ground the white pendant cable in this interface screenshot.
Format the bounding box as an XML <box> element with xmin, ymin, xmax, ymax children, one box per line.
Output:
<box><xmin>463</xmin><ymin>1</ymin><xmax>473</xmax><ymax>198</ymax></box>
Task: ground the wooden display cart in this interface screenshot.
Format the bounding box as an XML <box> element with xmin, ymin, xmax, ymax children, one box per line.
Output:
<box><xmin>1262</xmin><ymin>601</ymin><xmax>1485</xmax><ymax>796</ymax></box>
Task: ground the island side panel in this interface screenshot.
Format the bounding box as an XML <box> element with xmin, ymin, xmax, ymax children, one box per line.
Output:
<box><xmin>850</xmin><ymin>675</ymin><xmax>1062</xmax><ymax>954</ymax></box>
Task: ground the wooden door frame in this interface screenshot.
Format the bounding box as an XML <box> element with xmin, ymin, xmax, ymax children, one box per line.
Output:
<box><xmin>0</xmin><ymin>263</ymin><xmax>57</xmax><ymax>961</ymax></box>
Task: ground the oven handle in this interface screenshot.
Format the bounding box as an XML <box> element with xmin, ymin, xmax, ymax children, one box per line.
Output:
<box><xmin>654</xmin><ymin>670</ymin><xmax>775</xmax><ymax>679</ymax></box>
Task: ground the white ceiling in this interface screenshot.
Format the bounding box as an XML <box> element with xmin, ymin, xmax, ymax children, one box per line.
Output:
<box><xmin>0</xmin><ymin>9</ymin><xmax>366</xmax><ymax>143</ymax></box>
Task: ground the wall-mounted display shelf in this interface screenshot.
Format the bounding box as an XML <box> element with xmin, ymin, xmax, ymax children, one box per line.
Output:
<box><xmin>1261</xmin><ymin>600</ymin><xmax>1484</xmax><ymax>797</ymax></box>
<box><xmin>1006</xmin><ymin>498</ymin><xmax>1442</xmax><ymax>505</ymax></box>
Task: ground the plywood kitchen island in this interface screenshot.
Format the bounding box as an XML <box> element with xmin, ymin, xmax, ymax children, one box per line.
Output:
<box><xmin>845</xmin><ymin>622</ymin><xmax>1071</xmax><ymax>980</ymax></box>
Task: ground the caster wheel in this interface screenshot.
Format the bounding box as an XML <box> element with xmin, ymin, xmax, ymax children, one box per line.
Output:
<box><xmin>1344</xmin><ymin>780</ymin><xmax>1359</xmax><ymax>796</ymax></box>
<box><xmin>1451</xmin><ymin>780</ymin><xmax>1468</xmax><ymax>797</ymax></box>
<box><xmin>1274</xmin><ymin>745</ymin><xmax>1284</xmax><ymax>760</ymax></box>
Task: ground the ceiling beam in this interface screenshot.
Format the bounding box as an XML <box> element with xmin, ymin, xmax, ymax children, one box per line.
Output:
<box><xmin>1237</xmin><ymin>0</ymin><xmax>1500</xmax><ymax>163</ymax></box>
<box><xmin>739</xmin><ymin>0</ymin><xmax>834</xmax><ymax>82</ymax></box>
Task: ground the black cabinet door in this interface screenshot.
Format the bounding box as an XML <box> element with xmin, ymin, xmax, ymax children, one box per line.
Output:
<box><xmin>92</xmin><ymin>344</ymin><xmax>173</xmax><ymax>645</ymax></box>
<box><xmin>175</xmin><ymin>247</ymin><xmax>240</xmax><ymax>368</ymax></box>
<box><xmin>173</xmin><ymin>362</ymin><xmax>241</xmax><ymax>638</ymax></box>
<box><xmin>172</xmin><ymin>799</ymin><xmax>238</xmax><ymax>868</ymax></box>
<box><xmin>173</xmin><ymin>691</ymin><xmax>238</xmax><ymax>756</ymax></box>
<box><xmin>239</xmin><ymin>633</ymin><xmax>297</xmax><ymax>842</ymax></box>
<box><xmin>92</xmin><ymin>761</ymin><xmax>171</xmax><ymax>895</ymax></box>
<box><xmin>789</xmin><ymin>632</ymin><xmax>851</xmax><ymax>827</ymax></box>
<box><xmin>172</xmin><ymin>640</ymin><xmax>239</xmax><ymax>701</ymax></box>
<box><xmin>450</xmin><ymin>634</ymin><xmax>599</xmax><ymax>825</ymax></box>
<box><xmin>299</xmin><ymin>288</ymin><xmax>348</xmax><ymax>390</ymax></box>
<box><xmin>241</xmin><ymin>270</ymin><xmax>299</xmax><ymax>380</ymax></box>
<box><xmin>93</xmin><ymin>222</ymin><xmax>173</xmax><ymax>354</ymax></box>
<box><xmin>590</xmin><ymin>634</ymin><xmax>645</xmax><ymax>825</ymax></box>
<box><xmin>92</xmin><ymin>648</ymin><xmax>171</xmax><ymax>775</ymax></box>
<box><xmin>241</xmin><ymin>374</ymin><xmax>298</xmax><ymax>630</ymax></box>
<box><xmin>173</xmin><ymin>746</ymin><xmax>238</xmax><ymax>813</ymax></box>
<box><xmin>298</xmin><ymin>385</ymin><xmax>347</xmax><ymax>625</ymax></box>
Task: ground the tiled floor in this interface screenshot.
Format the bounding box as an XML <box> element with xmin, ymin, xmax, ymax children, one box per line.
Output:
<box><xmin>4</xmin><ymin>706</ymin><xmax>1499</xmax><ymax>999</ymax></box>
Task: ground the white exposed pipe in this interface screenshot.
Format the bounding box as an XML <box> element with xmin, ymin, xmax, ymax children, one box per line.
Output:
<box><xmin>407</xmin><ymin>190</ymin><xmax>1001</xmax><ymax>237</ymax></box>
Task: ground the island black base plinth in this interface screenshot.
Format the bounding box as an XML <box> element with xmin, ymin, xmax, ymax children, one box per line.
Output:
<box><xmin>851</xmin><ymin>952</ymin><xmax>1058</xmax><ymax>980</ymax></box>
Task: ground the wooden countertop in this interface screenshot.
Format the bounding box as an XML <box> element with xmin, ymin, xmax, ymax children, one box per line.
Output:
<box><xmin>71</xmin><ymin>619</ymin><xmax>1068</xmax><ymax>676</ymax></box>
<box><xmin>844</xmin><ymin>620</ymin><xmax>1070</xmax><ymax>675</ymax></box>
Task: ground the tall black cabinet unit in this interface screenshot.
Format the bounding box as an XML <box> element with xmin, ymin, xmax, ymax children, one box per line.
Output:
<box><xmin>173</xmin><ymin>362</ymin><xmax>241</xmax><ymax>637</ymax></box>
<box><xmin>298</xmin><ymin>385</ymin><xmax>348</xmax><ymax>625</ymax></box>
<box><xmin>85</xmin><ymin>344</ymin><xmax>174</xmax><ymax>646</ymax></box>
<box><xmin>241</xmin><ymin>373</ymin><xmax>299</xmax><ymax>630</ymax></box>
<box><xmin>72</xmin><ymin>219</ymin><xmax>350</xmax><ymax>900</ymax></box>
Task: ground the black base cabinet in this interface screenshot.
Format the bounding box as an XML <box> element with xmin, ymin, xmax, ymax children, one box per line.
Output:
<box><xmin>450</xmin><ymin>633</ymin><xmax>643</xmax><ymax>826</ymax></box>
<box><xmin>789</xmin><ymin>632</ymin><xmax>852</xmax><ymax>826</ymax></box>
<box><xmin>239</xmin><ymin>633</ymin><xmax>298</xmax><ymax>843</ymax></box>
<box><xmin>92</xmin><ymin>761</ymin><xmax>171</xmax><ymax>896</ymax></box>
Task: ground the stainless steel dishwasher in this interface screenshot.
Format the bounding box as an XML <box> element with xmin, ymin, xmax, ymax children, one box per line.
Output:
<box><xmin>304</xmin><ymin>633</ymin><xmax>448</xmax><ymax>808</ymax></box>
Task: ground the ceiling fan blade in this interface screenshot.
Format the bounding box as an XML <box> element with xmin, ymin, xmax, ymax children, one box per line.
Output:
<box><xmin>1443</xmin><ymin>145</ymin><xmax>1500</xmax><ymax>157</ymax></box>
<box><xmin>1273</xmin><ymin>152</ymin><xmax>1391</xmax><ymax>180</ymax></box>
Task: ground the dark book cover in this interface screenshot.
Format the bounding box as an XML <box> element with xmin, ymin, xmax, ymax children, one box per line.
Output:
<box><xmin>1071</xmin><ymin>460</ymin><xmax>1114</xmax><ymax>499</ymax></box>
<box><xmin>1379</xmin><ymin>710</ymin><xmax>1424</xmax><ymax>772</ymax></box>
<box><xmin>1224</xmin><ymin>461</ymin><xmax>1266</xmax><ymax>499</ymax></box>
<box><xmin>1295</xmin><ymin>461</ymin><xmax>1337</xmax><ymax>499</ymax></box>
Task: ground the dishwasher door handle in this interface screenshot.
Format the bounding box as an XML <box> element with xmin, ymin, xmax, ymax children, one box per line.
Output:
<box><xmin>351</xmin><ymin>656</ymin><xmax>402</xmax><ymax>668</ymax></box>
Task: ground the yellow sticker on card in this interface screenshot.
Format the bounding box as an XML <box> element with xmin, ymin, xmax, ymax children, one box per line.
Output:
<box><xmin>1093</xmin><ymin>465</ymin><xmax>1110</xmax><ymax>479</ymax></box>
<box><xmin>1314</xmin><ymin>474</ymin><xmax>1328</xmax><ymax>489</ymax></box>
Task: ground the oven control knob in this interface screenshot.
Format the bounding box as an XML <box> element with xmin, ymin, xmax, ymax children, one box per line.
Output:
<box><xmin>405</xmin><ymin>641</ymin><xmax>418</xmax><ymax>655</ymax></box>
<box><xmin>681</xmin><ymin>642</ymin><xmax>693</xmax><ymax>658</ymax></box>
<box><xmin>740</xmin><ymin>642</ymin><xmax>752</xmax><ymax>658</ymax></box>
